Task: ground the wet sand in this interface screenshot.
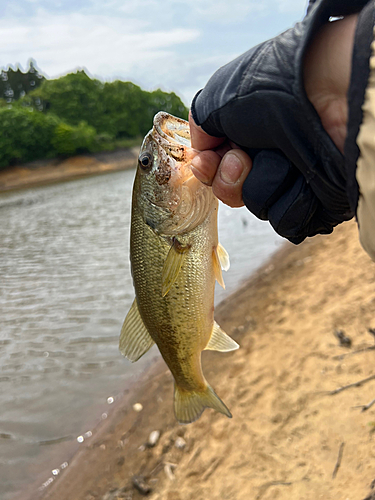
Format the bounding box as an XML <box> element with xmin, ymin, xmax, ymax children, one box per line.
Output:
<box><xmin>21</xmin><ymin>218</ymin><xmax>375</xmax><ymax>500</ymax></box>
<box><xmin>0</xmin><ymin>148</ymin><xmax>139</xmax><ymax>193</ymax></box>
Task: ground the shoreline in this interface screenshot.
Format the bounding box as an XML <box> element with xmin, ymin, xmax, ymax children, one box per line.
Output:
<box><xmin>0</xmin><ymin>148</ymin><xmax>139</xmax><ymax>194</ymax></box>
<box><xmin>20</xmin><ymin>219</ymin><xmax>375</xmax><ymax>500</ymax></box>
<box><xmin>18</xmin><ymin>240</ymin><xmax>291</xmax><ymax>500</ymax></box>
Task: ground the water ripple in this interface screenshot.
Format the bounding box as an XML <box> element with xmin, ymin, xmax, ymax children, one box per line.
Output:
<box><xmin>0</xmin><ymin>169</ymin><xmax>283</xmax><ymax>499</ymax></box>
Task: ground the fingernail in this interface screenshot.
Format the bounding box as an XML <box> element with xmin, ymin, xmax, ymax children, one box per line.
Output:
<box><xmin>220</xmin><ymin>153</ymin><xmax>243</xmax><ymax>184</ymax></box>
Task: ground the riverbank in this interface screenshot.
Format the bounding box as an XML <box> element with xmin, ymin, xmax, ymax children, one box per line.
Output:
<box><xmin>23</xmin><ymin>219</ymin><xmax>375</xmax><ymax>500</ymax></box>
<box><xmin>0</xmin><ymin>148</ymin><xmax>139</xmax><ymax>193</ymax></box>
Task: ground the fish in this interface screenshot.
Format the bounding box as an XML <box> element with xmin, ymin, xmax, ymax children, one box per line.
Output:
<box><xmin>120</xmin><ymin>111</ymin><xmax>239</xmax><ymax>424</ymax></box>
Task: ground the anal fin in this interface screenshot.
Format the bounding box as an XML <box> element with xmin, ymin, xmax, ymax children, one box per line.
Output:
<box><xmin>204</xmin><ymin>321</ymin><xmax>239</xmax><ymax>352</ymax></box>
<box><xmin>119</xmin><ymin>299</ymin><xmax>154</xmax><ymax>362</ymax></box>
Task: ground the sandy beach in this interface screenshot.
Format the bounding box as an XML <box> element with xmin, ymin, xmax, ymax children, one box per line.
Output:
<box><xmin>17</xmin><ymin>218</ymin><xmax>375</xmax><ymax>500</ymax></box>
<box><xmin>0</xmin><ymin>148</ymin><xmax>139</xmax><ymax>193</ymax></box>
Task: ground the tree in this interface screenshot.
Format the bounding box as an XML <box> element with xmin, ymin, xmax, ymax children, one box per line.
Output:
<box><xmin>0</xmin><ymin>65</ymin><xmax>190</xmax><ymax>168</ymax></box>
<box><xmin>0</xmin><ymin>106</ymin><xmax>59</xmax><ymax>167</ymax></box>
<box><xmin>51</xmin><ymin>121</ymin><xmax>96</xmax><ymax>156</ymax></box>
<box><xmin>25</xmin><ymin>72</ymin><xmax>189</xmax><ymax>140</ymax></box>
<box><xmin>0</xmin><ymin>60</ymin><xmax>44</xmax><ymax>102</ymax></box>
<box><xmin>28</xmin><ymin>70</ymin><xmax>103</xmax><ymax>126</ymax></box>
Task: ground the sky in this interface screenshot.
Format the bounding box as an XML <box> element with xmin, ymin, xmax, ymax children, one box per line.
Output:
<box><xmin>0</xmin><ymin>0</ymin><xmax>308</xmax><ymax>105</ymax></box>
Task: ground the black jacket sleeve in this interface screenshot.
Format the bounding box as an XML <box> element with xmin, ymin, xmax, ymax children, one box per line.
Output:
<box><xmin>191</xmin><ymin>0</ymin><xmax>372</xmax><ymax>243</ymax></box>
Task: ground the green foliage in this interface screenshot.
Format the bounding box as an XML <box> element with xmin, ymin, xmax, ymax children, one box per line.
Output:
<box><xmin>98</xmin><ymin>80</ymin><xmax>148</xmax><ymax>138</ymax></box>
<box><xmin>0</xmin><ymin>64</ymin><xmax>189</xmax><ymax>168</ymax></box>
<box><xmin>148</xmin><ymin>89</ymin><xmax>189</xmax><ymax>122</ymax></box>
<box><xmin>28</xmin><ymin>71</ymin><xmax>103</xmax><ymax>126</ymax></box>
<box><xmin>0</xmin><ymin>106</ymin><xmax>59</xmax><ymax>168</ymax></box>
<box><xmin>51</xmin><ymin>121</ymin><xmax>96</xmax><ymax>156</ymax></box>
<box><xmin>26</xmin><ymin>71</ymin><xmax>189</xmax><ymax>139</ymax></box>
<box><xmin>0</xmin><ymin>60</ymin><xmax>44</xmax><ymax>102</ymax></box>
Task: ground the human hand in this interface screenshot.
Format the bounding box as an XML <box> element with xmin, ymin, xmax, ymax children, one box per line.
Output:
<box><xmin>189</xmin><ymin>5</ymin><xmax>359</xmax><ymax>243</ymax></box>
<box><xmin>189</xmin><ymin>111</ymin><xmax>252</xmax><ymax>208</ymax></box>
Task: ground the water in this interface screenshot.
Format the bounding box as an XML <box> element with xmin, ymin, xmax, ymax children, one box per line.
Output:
<box><xmin>0</xmin><ymin>170</ymin><xmax>283</xmax><ymax>499</ymax></box>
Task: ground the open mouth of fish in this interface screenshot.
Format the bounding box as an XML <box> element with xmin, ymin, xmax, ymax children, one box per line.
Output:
<box><xmin>151</xmin><ymin>111</ymin><xmax>197</xmax><ymax>186</ymax></box>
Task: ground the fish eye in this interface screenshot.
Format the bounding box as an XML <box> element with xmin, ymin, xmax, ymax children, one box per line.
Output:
<box><xmin>139</xmin><ymin>152</ymin><xmax>153</xmax><ymax>170</ymax></box>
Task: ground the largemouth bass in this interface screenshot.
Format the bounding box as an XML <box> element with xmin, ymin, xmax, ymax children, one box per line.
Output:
<box><xmin>120</xmin><ymin>112</ymin><xmax>239</xmax><ymax>424</ymax></box>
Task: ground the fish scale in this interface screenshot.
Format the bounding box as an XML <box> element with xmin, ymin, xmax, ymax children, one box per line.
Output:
<box><xmin>120</xmin><ymin>112</ymin><xmax>239</xmax><ymax>423</ymax></box>
<box><xmin>131</xmin><ymin>194</ymin><xmax>214</xmax><ymax>390</ymax></box>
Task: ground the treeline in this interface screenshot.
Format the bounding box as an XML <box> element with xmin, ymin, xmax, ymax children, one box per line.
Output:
<box><xmin>0</xmin><ymin>62</ymin><xmax>188</xmax><ymax>168</ymax></box>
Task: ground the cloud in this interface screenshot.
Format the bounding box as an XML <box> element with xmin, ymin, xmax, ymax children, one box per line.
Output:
<box><xmin>0</xmin><ymin>0</ymin><xmax>307</xmax><ymax>105</ymax></box>
<box><xmin>275</xmin><ymin>0</ymin><xmax>308</xmax><ymax>15</ymax></box>
<box><xmin>0</xmin><ymin>10</ymin><xmax>199</xmax><ymax>79</ymax></box>
<box><xmin>152</xmin><ymin>0</ymin><xmax>266</xmax><ymax>24</ymax></box>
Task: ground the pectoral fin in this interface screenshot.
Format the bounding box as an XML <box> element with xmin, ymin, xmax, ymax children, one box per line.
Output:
<box><xmin>162</xmin><ymin>238</ymin><xmax>190</xmax><ymax>297</ymax></box>
<box><xmin>119</xmin><ymin>299</ymin><xmax>154</xmax><ymax>362</ymax></box>
<box><xmin>217</xmin><ymin>243</ymin><xmax>230</xmax><ymax>271</ymax></box>
<box><xmin>204</xmin><ymin>321</ymin><xmax>239</xmax><ymax>352</ymax></box>
<box><xmin>213</xmin><ymin>247</ymin><xmax>225</xmax><ymax>289</ymax></box>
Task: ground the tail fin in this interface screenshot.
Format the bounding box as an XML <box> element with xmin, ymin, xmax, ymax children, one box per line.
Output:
<box><xmin>174</xmin><ymin>384</ymin><xmax>232</xmax><ymax>424</ymax></box>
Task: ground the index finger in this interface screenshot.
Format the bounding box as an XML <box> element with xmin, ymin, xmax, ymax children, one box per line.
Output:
<box><xmin>189</xmin><ymin>110</ymin><xmax>225</xmax><ymax>151</ymax></box>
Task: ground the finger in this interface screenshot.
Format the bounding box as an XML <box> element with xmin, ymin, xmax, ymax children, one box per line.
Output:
<box><xmin>191</xmin><ymin>150</ymin><xmax>222</xmax><ymax>186</ymax></box>
<box><xmin>212</xmin><ymin>149</ymin><xmax>253</xmax><ymax>208</ymax></box>
<box><xmin>189</xmin><ymin>110</ymin><xmax>225</xmax><ymax>151</ymax></box>
<box><xmin>228</xmin><ymin>140</ymin><xmax>242</xmax><ymax>150</ymax></box>
<box><xmin>214</xmin><ymin>142</ymin><xmax>233</xmax><ymax>158</ymax></box>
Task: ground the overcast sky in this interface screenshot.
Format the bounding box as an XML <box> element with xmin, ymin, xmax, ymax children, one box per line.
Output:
<box><xmin>0</xmin><ymin>0</ymin><xmax>307</xmax><ymax>105</ymax></box>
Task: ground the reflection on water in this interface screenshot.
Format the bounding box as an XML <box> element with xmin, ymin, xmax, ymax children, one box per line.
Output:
<box><xmin>0</xmin><ymin>170</ymin><xmax>283</xmax><ymax>499</ymax></box>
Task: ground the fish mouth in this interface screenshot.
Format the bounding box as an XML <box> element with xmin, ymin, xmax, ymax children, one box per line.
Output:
<box><xmin>138</xmin><ymin>112</ymin><xmax>217</xmax><ymax>235</ymax></box>
<box><xmin>153</xmin><ymin>112</ymin><xmax>191</xmax><ymax>148</ymax></box>
<box><xmin>151</xmin><ymin>112</ymin><xmax>196</xmax><ymax>184</ymax></box>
